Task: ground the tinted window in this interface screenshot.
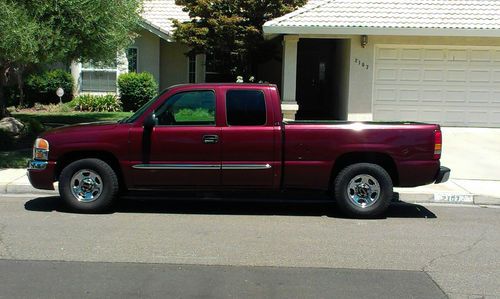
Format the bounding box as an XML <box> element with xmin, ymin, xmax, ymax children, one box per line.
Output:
<box><xmin>156</xmin><ymin>90</ymin><xmax>215</xmax><ymax>126</ymax></box>
<box><xmin>226</xmin><ymin>90</ymin><xmax>266</xmax><ymax>126</ymax></box>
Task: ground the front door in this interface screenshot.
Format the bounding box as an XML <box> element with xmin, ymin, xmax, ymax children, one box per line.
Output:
<box><xmin>296</xmin><ymin>39</ymin><xmax>343</xmax><ymax>120</ymax></box>
<box><xmin>129</xmin><ymin>90</ymin><xmax>221</xmax><ymax>188</ymax></box>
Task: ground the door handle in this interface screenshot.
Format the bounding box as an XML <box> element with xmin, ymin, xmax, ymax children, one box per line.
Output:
<box><xmin>202</xmin><ymin>135</ymin><xmax>219</xmax><ymax>144</ymax></box>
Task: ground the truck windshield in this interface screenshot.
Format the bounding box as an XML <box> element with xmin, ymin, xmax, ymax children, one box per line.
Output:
<box><xmin>119</xmin><ymin>89</ymin><xmax>169</xmax><ymax>123</ymax></box>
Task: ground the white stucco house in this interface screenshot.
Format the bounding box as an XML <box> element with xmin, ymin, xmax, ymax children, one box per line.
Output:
<box><xmin>264</xmin><ymin>0</ymin><xmax>500</xmax><ymax>127</ymax></box>
<box><xmin>71</xmin><ymin>0</ymin><xmax>206</xmax><ymax>95</ymax></box>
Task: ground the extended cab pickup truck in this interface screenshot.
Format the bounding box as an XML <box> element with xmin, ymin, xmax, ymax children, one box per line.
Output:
<box><xmin>28</xmin><ymin>83</ymin><xmax>450</xmax><ymax>218</ymax></box>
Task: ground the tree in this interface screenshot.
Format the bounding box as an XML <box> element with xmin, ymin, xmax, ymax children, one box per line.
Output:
<box><xmin>173</xmin><ymin>0</ymin><xmax>306</xmax><ymax>80</ymax></box>
<box><xmin>0</xmin><ymin>0</ymin><xmax>143</xmax><ymax>118</ymax></box>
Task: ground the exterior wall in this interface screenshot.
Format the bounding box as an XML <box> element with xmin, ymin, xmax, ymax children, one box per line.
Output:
<box><xmin>159</xmin><ymin>40</ymin><xmax>190</xmax><ymax>90</ymax></box>
<box><xmin>293</xmin><ymin>35</ymin><xmax>500</xmax><ymax>121</ymax></box>
<box><xmin>131</xmin><ymin>29</ymin><xmax>161</xmax><ymax>88</ymax></box>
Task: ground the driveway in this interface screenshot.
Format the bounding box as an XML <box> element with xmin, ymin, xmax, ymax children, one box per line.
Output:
<box><xmin>441</xmin><ymin>127</ymin><xmax>500</xmax><ymax>180</ymax></box>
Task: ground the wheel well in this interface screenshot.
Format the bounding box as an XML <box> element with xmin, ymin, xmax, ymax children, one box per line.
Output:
<box><xmin>330</xmin><ymin>152</ymin><xmax>399</xmax><ymax>188</ymax></box>
<box><xmin>55</xmin><ymin>151</ymin><xmax>125</xmax><ymax>189</ymax></box>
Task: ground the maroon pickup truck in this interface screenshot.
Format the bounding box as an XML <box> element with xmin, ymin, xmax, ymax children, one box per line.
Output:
<box><xmin>28</xmin><ymin>83</ymin><xmax>450</xmax><ymax>218</ymax></box>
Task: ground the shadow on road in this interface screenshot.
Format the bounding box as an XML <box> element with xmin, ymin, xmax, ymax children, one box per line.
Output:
<box><xmin>24</xmin><ymin>192</ymin><xmax>437</xmax><ymax>219</ymax></box>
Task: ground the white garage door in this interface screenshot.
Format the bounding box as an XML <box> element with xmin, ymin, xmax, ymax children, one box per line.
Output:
<box><xmin>373</xmin><ymin>45</ymin><xmax>500</xmax><ymax>127</ymax></box>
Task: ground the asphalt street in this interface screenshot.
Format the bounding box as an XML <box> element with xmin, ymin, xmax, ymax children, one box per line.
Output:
<box><xmin>0</xmin><ymin>194</ymin><xmax>499</xmax><ymax>298</ymax></box>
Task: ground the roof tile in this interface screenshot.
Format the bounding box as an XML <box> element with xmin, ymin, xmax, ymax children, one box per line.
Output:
<box><xmin>141</xmin><ymin>0</ymin><xmax>190</xmax><ymax>35</ymax></box>
<box><xmin>265</xmin><ymin>0</ymin><xmax>500</xmax><ymax>31</ymax></box>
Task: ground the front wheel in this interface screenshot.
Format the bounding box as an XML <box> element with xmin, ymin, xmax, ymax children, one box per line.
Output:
<box><xmin>333</xmin><ymin>163</ymin><xmax>393</xmax><ymax>218</ymax></box>
<box><xmin>59</xmin><ymin>158</ymin><xmax>119</xmax><ymax>213</ymax></box>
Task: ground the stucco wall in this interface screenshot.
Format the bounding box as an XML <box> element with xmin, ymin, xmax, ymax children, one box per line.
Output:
<box><xmin>131</xmin><ymin>30</ymin><xmax>161</xmax><ymax>88</ymax></box>
<box><xmin>160</xmin><ymin>40</ymin><xmax>190</xmax><ymax>89</ymax></box>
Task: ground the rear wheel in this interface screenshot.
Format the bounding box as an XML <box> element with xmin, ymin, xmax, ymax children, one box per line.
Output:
<box><xmin>334</xmin><ymin>163</ymin><xmax>393</xmax><ymax>218</ymax></box>
<box><xmin>59</xmin><ymin>158</ymin><xmax>119</xmax><ymax>213</ymax></box>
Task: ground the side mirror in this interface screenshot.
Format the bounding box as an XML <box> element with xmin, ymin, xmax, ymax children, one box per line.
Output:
<box><xmin>143</xmin><ymin>113</ymin><xmax>158</xmax><ymax>130</ymax></box>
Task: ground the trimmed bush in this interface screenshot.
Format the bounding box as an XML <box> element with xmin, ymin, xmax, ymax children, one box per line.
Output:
<box><xmin>0</xmin><ymin>129</ymin><xmax>15</xmax><ymax>150</ymax></box>
<box><xmin>25</xmin><ymin>70</ymin><xmax>74</xmax><ymax>104</ymax></box>
<box><xmin>118</xmin><ymin>72</ymin><xmax>158</xmax><ymax>112</ymax></box>
<box><xmin>70</xmin><ymin>94</ymin><xmax>123</xmax><ymax>112</ymax></box>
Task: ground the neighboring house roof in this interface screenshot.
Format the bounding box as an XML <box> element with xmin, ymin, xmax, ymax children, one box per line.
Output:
<box><xmin>141</xmin><ymin>0</ymin><xmax>191</xmax><ymax>41</ymax></box>
<box><xmin>263</xmin><ymin>0</ymin><xmax>500</xmax><ymax>37</ymax></box>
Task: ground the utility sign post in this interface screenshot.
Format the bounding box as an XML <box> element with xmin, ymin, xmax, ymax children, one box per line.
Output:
<box><xmin>56</xmin><ymin>87</ymin><xmax>64</xmax><ymax>104</ymax></box>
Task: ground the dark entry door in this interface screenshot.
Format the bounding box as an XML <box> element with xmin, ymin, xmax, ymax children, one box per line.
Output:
<box><xmin>296</xmin><ymin>39</ymin><xmax>342</xmax><ymax>120</ymax></box>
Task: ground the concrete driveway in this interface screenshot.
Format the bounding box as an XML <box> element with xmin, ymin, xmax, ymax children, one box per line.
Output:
<box><xmin>441</xmin><ymin>127</ymin><xmax>500</xmax><ymax>180</ymax></box>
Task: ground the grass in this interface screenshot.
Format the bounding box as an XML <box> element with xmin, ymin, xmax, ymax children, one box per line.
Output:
<box><xmin>0</xmin><ymin>149</ymin><xmax>32</xmax><ymax>169</ymax></box>
<box><xmin>0</xmin><ymin>111</ymin><xmax>132</xmax><ymax>169</ymax></box>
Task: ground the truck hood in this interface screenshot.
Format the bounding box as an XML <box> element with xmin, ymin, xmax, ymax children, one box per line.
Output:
<box><xmin>42</xmin><ymin>121</ymin><xmax>119</xmax><ymax>137</ymax></box>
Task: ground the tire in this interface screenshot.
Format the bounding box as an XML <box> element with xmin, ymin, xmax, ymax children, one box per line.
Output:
<box><xmin>59</xmin><ymin>158</ymin><xmax>119</xmax><ymax>213</ymax></box>
<box><xmin>333</xmin><ymin>163</ymin><xmax>393</xmax><ymax>218</ymax></box>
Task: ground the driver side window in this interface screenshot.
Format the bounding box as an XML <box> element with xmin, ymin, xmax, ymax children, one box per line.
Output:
<box><xmin>155</xmin><ymin>90</ymin><xmax>216</xmax><ymax>126</ymax></box>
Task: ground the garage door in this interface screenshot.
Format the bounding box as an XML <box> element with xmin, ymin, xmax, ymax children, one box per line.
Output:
<box><xmin>373</xmin><ymin>45</ymin><xmax>500</xmax><ymax>127</ymax></box>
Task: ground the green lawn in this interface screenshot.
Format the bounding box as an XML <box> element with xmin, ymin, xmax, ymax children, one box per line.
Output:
<box><xmin>0</xmin><ymin>149</ymin><xmax>32</xmax><ymax>169</ymax></box>
<box><xmin>0</xmin><ymin>112</ymin><xmax>132</xmax><ymax>169</ymax></box>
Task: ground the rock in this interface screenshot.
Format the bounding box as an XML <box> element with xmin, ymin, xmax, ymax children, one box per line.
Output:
<box><xmin>0</xmin><ymin>117</ymin><xmax>25</xmax><ymax>135</ymax></box>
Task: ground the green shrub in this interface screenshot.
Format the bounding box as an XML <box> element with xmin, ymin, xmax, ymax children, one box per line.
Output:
<box><xmin>0</xmin><ymin>129</ymin><xmax>14</xmax><ymax>150</ymax></box>
<box><xmin>20</xmin><ymin>118</ymin><xmax>44</xmax><ymax>138</ymax></box>
<box><xmin>70</xmin><ymin>94</ymin><xmax>123</xmax><ymax>112</ymax></box>
<box><xmin>25</xmin><ymin>69</ymin><xmax>74</xmax><ymax>104</ymax></box>
<box><xmin>118</xmin><ymin>72</ymin><xmax>158</xmax><ymax>112</ymax></box>
<box><xmin>33</xmin><ymin>102</ymin><xmax>73</xmax><ymax>113</ymax></box>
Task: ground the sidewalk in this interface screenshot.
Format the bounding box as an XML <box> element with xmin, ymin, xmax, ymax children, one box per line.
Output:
<box><xmin>1</xmin><ymin>168</ymin><xmax>499</xmax><ymax>205</ymax></box>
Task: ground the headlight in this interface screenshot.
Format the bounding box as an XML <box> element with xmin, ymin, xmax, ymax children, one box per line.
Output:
<box><xmin>33</xmin><ymin>138</ymin><xmax>49</xmax><ymax>161</ymax></box>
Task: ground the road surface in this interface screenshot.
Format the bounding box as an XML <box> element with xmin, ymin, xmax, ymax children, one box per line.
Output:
<box><xmin>0</xmin><ymin>194</ymin><xmax>498</xmax><ymax>298</ymax></box>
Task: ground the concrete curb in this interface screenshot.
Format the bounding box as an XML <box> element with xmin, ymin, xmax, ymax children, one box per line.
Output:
<box><xmin>394</xmin><ymin>192</ymin><xmax>500</xmax><ymax>206</ymax></box>
<box><xmin>1</xmin><ymin>169</ymin><xmax>499</xmax><ymax>205</ymax></box>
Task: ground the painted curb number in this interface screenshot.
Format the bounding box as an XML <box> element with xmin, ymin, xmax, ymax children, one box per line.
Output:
<box><xmin>434</xmin><ymin>193</ymin><xmax>474</xmax><ymax>203</ymax></box>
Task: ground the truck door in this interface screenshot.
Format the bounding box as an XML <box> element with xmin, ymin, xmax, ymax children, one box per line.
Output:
<box><xmin>129</xmin><ymin>89</ymin><xmax>221</xmax><ymax>187</ymax></box>
<box><xmin>220</xmin><ymin>88</ymin><xmax>279</xmax><ymax>188</ymax></box>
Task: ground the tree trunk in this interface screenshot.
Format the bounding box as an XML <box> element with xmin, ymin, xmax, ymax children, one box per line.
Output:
<box><xmin>0</xmin><ymin>65</ymin><xmax>9</xmax><ymax>119</ymax></box>
<box><xmin>15</xmin><ymin>66</ymin><xmax>25</xmax><ymax>108</ymax></box>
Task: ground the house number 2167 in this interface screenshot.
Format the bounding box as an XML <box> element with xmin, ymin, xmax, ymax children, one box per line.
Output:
<box><xmin>354</xmin><ymin>58</ymin><xmax>369</xmax><ymax>70</ymax></box>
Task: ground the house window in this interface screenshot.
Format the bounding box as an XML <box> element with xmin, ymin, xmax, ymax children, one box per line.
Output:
<box><xmin>188</xmin><ymin>54</ymin><xmax>196</xmax><ymax>83</ymax></box>
<box><xmin>81</xmin><ymin>61</ymin><xmax>117</xmax><ymax>92</ymax></box>
<box><xmin>205</xmin><ymin>53</ymin><xmax>226</xmax><ymax>82</ymax></box>
<box><xmin>127</xmin><ymin>48</ymin><xmax>138</xmax><ymax>73</ymax></box>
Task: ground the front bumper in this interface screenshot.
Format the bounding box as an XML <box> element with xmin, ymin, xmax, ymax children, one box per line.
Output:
<box><xmin>434</xmin><ymin>166</ymin><xmax>451</xmax><ymax>184</ymax></box>
<box><xmin>27</xmin><ymin>160</ymin><xmax>56</xmax><ymax>190</ymax></box>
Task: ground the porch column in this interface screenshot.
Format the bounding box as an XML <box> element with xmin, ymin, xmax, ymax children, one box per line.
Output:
<box><xmin>195</xmin><ymin>54</ymin><xmax>206</xmax><ymax>83</ymax></box>
<box><xmin>70</xmin><ymin>61</ymin><xmax>82</xmax><ymax>96</ymax></box>
<box><xmin>281</xmin><ymin>35</ymin><xmax>299</xmax><ymax>120</ymax></box>
<box><xmin>116</xmin><ymin>51</ymin><xmax>129</xmax><ymax>93</ymax></box>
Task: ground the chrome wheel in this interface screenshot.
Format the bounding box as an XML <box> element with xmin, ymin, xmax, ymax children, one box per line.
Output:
<box><xmin>70</xmin><ymin>169</ymin><xmax>103</xmax><ymax>203</ymax></box>
<box><xmin>347</xmin><ymin>174</ymin><xmax>380</xmax><ymax>208</ymax></box>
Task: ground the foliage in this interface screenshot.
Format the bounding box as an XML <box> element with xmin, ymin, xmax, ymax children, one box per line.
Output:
<box><xmin>0</xmin><ymin>0</ymin><xmax>143</xmax><ymax>117</ymax></box>
<box><xmin>25</xmin><ymin>70</ymin><xmax>74</xmax><ymax>104</ymax></box>
<box><xmin>0</xmin><ymin>149</ymin><xmax>31</xmax><ymax>168</ymax></box>
<box><xmin>0</xmin><ymin>129</ymin><xmax>14</xmax><ymax>150</ymax></box>
<box><xmin>70</xmin><ymin>94</ymin><xmax>123</xmax><ymax>112</ymax></box>
<box><xmin>175</xmin><ymin>108</ymin><xmax>214</xmax><ymax>122</ymax></box>
<box><xmin>173</xmin><ymin>0</ymin><xmax>306</xmax><ymax>77</ymax></box>
<box><xmin>118</xmin><ymin>72</ymin><xmax>158</xmax><ymax>112</ymax></box>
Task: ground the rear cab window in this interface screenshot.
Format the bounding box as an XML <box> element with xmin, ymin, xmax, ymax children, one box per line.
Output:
<box><xmin>226</xmin><ymin>90</ymin><xmax>266</xmax><ymax>126</ymax></box>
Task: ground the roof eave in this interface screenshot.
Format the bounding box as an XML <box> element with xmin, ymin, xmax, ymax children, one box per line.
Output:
<box><xmin>139</xmin><ymin>20</ymin><xmax>174</xmax><ymax>42</ymax></box>
<box><xmin>263</xmin><ymin>25</ymin><xmax>500</xmax><ymax>38</ymax></box>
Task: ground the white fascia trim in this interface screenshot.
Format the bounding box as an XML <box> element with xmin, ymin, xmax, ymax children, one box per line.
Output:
<box><xmin>139</xmin><ymin>20</ymin><xmax>174</xmax><ymax>42</ymax></box>
<box><xmin>263</xmin><ymin>26</ymin><xmax>500</xmax><ymax>38</ymax></box>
